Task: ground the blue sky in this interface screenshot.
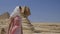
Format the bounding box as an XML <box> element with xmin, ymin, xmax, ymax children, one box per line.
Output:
<box><xmin>0</xmin><ymin>0</ymin><xmax>60</xmax><ymax>22</ymax></box>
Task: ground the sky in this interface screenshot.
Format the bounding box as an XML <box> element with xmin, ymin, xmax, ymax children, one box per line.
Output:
<box><xmin>0</xmin><ymin>0</ymin><xmax>60</xmax><ymax>22</ymax></box>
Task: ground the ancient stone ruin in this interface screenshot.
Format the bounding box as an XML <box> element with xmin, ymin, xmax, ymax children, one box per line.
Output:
<box><xmin>0</xmin><ymin>12</ymin><xmax>60</xmax><ymax>34</ymax></box>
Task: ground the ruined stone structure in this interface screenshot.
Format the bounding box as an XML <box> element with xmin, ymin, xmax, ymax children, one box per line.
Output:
<box><xmin>19</xmin><ymin>6</ymin><xmax>34</xmax><ymax>34</ymax></box>
<box><xmin>0</xmin><ymin>12</ymin><xmax>60</xmax><ymax>34</ymax></box>
<box><xmin>0</xmin><ymin>12</ymin><xmax>10</xmax><ymax>20</ymax></box>
<box><xmin>0</xmin><ymin>12</ymin><xmax>10</xmax><ymax>34</ymax></box>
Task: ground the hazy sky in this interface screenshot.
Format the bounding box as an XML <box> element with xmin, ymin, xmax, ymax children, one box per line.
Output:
<box><xmin>0</xmin><ymin>0</ymin><xmax>60</xmax><ymax>22</ymax></box>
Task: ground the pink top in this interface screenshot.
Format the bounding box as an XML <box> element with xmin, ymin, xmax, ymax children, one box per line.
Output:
<box><xmin>9</xmin><ymin>16</ymin><xmax>23</xmax><ymax>34</ymax></box>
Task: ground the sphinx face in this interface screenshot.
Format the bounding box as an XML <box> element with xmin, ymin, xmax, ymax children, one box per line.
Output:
<box><xmin>19</xmin><ymin>6</ymin><xmax>31</xmax><ymax>17</ymax></box>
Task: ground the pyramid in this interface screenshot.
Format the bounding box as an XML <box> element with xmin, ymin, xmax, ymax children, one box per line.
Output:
<box><xmin>0</xmin><ymin>12</ymin><xmax>10</xmax><ymax>20</ymax></box>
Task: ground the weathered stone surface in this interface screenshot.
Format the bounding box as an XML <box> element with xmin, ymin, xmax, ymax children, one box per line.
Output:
<box><xmin>0</xmin><ymin>19</ymin><xmax>10</xmax><ymax>34</ymax></box>
<box><xmin>21</xmin><ymin>15</ymin><xmax>34</xmax><ymax>34</ymax></box>
<box><xmin>0</xmin><ymin>12</ymin><xmax>10</xmax><ymax>20</ymax></box>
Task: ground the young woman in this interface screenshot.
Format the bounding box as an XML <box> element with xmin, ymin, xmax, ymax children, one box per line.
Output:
<box><xmin>8</xmin><ymin>6</ymin><xmax>23</xmax><ymax>34</ymax></box>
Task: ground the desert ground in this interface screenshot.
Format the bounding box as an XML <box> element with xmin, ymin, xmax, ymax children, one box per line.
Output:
<box><xmin>32</xmin><ymin>22</ymin><xmax>60</xmax><ymax>34</ymax></box>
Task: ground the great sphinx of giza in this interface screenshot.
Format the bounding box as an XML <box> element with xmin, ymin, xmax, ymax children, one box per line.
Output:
<box><xmin>8</xmin><ymin>6</ymin><xmax>34</xmax><ymax>34</ymax></box>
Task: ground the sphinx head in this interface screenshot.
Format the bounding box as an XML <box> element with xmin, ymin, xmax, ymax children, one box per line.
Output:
<box><xmin>19</xmin><ymin>6</ymin><xmax>31</xmax><ymax>17</ymax></box>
